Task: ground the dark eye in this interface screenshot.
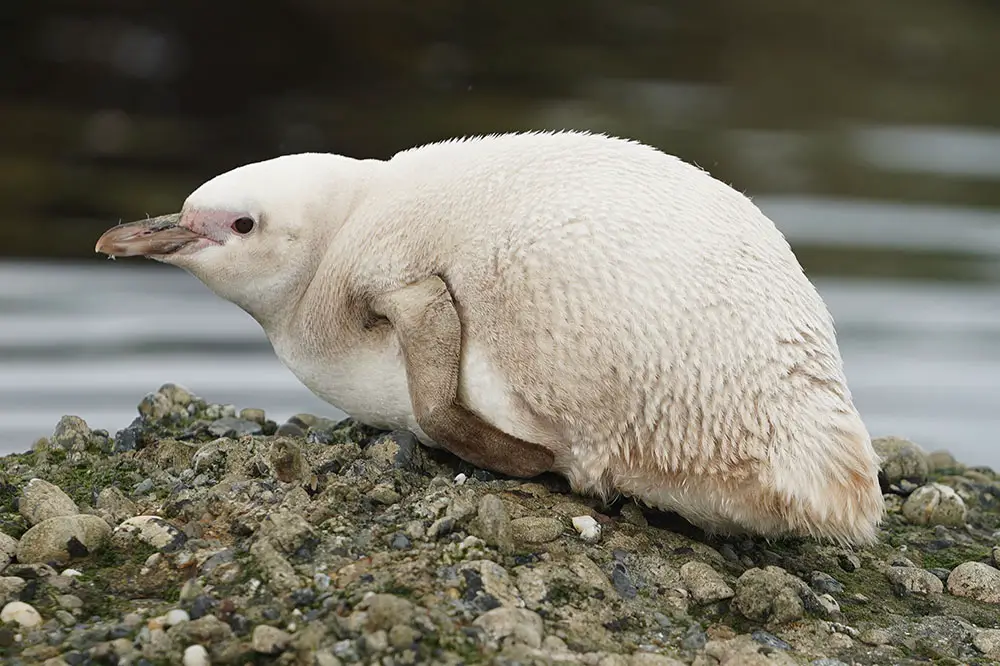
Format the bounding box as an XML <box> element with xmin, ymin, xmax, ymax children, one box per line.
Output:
<box><xmin>231</xmin><ymin>217</ymin><xmax>255</xmax><ymax>234</ymax></box>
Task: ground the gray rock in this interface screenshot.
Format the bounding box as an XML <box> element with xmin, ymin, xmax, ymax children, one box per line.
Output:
<box><xmin>472</xmin><ymin>607</ymin><xmax>544</xmax><ymax>649</ymax></box>
<box><xmin>974</xmin><ymin>628</ymin><xmax>1000</xmax><ymax>660</ymax></box>
<box><xmin>0</xmin><ymin>601</ymin><xmax>42</xmax><ymax>628</ymax></box>
<box><xmin>808</xmin><ymin>571</ymin><xmax>844</xmax><ymax>595</ymax></box>
<box><xmin>0</xmin><ymin>577</ymin><xmax>26</xmax><ymax>604</ymax></box>
<box><xmin>0</xmin><ymin>533</ymin><xmax>16</xmax><ymax>572</ymax></box>
<box><xmin>947</xmin><ymin>561</ymin><xmax>1000</xmax><ymax>603</ymax></box>
<box><xmin>927</xmin><ymin>450</ymin><xmax>963</xmax><ymax>473</ymax></box>
<box><xmin>239</xmin><ymin>408</ymin><xmax>267</xmax><ymax>425</ymax></box>
<box><xmin>208</xmin><ymin>417</ymin><xmax>263</xmax><ymax>437</ymax></box>
<box><xmin>732</xmin><ymin>566</ymin><xmax>805</xmax><ymax>625</ymax></box>
<box><xmin>96</xmin><ymin>487</ymin><xmax>138</xmax><ymax>525</ymax></box>
<box><xmin>363</xmin><ymin>594</ymin><xmax>415</xmax><ymax>631</ymax></box>
<box><xmin>873</xmin><ymin>435</ymin><xmax>929</xmax><ymax>484</ymax></box>
<box><xmin>19</xmin><ymin>479</ymin><xmax>79</xmax><ymax>527</ymax></box>
<box><xmin>112</xmin><ymin>516</ymin><xmax>187</xmax><ymax>553</ymax></box>
<box><xmin>510</xmin><ymin>516</ymin><xmax>563</xmax><ymax>544</ymax></box>
<box><xmin>679</xmin><ymin>561</ymin><xmax>734</xmax><ymax>604</ymax></box>
<box><xmin>252</xmin><ymin>624</ymin><xmax>291</xmax><ymax>654</ymax></box>
<box><xmin>50</xmin><ymin>415</ymin><xmax>92</xmax><ymax>452</ymax></box>
<box><xmin>16</xmin><ymin>514</ymin><xmax>112</xmax><ymax>564</ymax></box>
<box><xmin>476</xmin><ymin>494</ymin><xmax>512</xmax><ymax>552</ymax></box>
<box><xmin>885</xmin><ymin>566</ymin><xmax>943</xmax><ymax>596</ymax></box>
<box><xmin>629</xmin><ymin>654</ymin><xmax>686</xmax><ymax>666</ymax></box>
<box><xmin>902</xmin><ymin>483</ymin><xmax>967</xmax><ymax>527</ymax></box>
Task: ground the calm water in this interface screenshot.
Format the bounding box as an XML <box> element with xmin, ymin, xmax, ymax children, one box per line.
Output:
<box><xmin>2</xmin><ymin>194</ymin><xmax>999</xmax><ymax>466</ymax></box>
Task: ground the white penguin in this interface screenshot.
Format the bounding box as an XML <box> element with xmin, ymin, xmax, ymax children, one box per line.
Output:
<box><xmin>96</xmin><ymin>131</ymin><xmax>884</xmax><ymax>545</ymax></box>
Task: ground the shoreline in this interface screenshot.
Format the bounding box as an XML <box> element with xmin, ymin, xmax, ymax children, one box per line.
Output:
<box><xmin>1</xmin><ymin>383</ymin><xmax>999</xmax><ymax>665</ymax></box>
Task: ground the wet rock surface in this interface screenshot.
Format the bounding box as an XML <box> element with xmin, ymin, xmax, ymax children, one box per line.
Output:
<box><xmin>0</xmin><ymin>388</ymin><xmax>999</xmax><ymax>664</ymax></box>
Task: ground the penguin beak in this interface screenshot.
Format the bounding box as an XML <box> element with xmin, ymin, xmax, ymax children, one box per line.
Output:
<box><xmin>95</xmin><ymin>214</ymin><xmax>206</xmax><ymax>257</ymax></box>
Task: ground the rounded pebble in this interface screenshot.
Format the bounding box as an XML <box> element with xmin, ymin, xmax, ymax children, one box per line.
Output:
<box><xmin>112</xmin><ymin>516</ymin><xmax>187</xmax><ymax>553</ymax></box>
<box><xmin>571</xmin><ymin>515</ymin><xmax>601</xmax><ymax>544</ymax></box>
<box><xmin>680</xmin><ymin>561</ymin><xmax>735</xmax><ymax>604</ymax></box>
<box><xmin>885</xmin><ymin>566</ymin><xmax>944</xmax><ymax>596</ymax></box>
<box><xmin>183</xmin><ymin>643</ymin><xmax>211</xmax><ymax>666</ymax></box>
<box><xmin>947</xmin><ymin>562</ymin><xmax>1000</xmax><ymax>603</ymax></box>
<box><xmin>16</xmin><ymin>514</ymin><xmax>112</xmax><ymax>564</ymax></box>
<box><xmin>0</xmin><ymin>533</ymin><xmax>16</xmax><ymax>572</ymax></box>
<box><xmin>1</xmin><ymin>601</ymin><xmax>42</xmax><ymax>628</ymax></box>
<box><xmin>873</xmin><ymin>436</ymin><xmax>929</xmax><ymax>484</ymax></box>
<box><xmin>473</xmin><ymin>607</ymin><xmax>544</xmax><ymax>649</ymax></box>
<box><xmin>902</xmin><ymin>483</ymin><xmax>967</xmax><ymax>527</ymax></box>
<box><xmin>252</xmin><ymin>624</ymin><xmax>291</xmax><ymax>654</ymax></box>
<box><xmin>165</xmin><ymin>609</ymin><xmax>191</xmax><ymax>626</ymax></box>
<box><xmin>19</xmin><ymin>479</ymin><xmax>80</xmax><ymax>527</ymax></box>
<box><xmin>510</xmin><ymin>516</ymin><xmax>563</xmax><ymax>544</ymax></box>
<box><xmin>974</xmin><ymin>628</ymin><xmax>1000</xmax><ymax>659</ymax></box>
<box><xmin>476</xmin><ymin>495</ymin><xmax>512</xmax><ymax>551</ymax></box>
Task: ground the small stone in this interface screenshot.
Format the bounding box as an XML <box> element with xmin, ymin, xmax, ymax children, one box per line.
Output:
<box><xmin>809</xmin><ymin>571</ymin><xmax>844</xmax><ymax>595</ymax></box>
<box><xmin>16</xmin><ymin>514</ymin><xmax>112</xmax><ymax>564</ymax></box>
<box><xmin>837</xmin><ymin>553</ymin><xmax>860</xmax><ymax>573</ymax></box>
<box><xmin>0</xmin><ymin>577</ymin><xmax>26</xmax><ymax>602</ymax></box>
<box><xmin>473</xmin><ymin>607</ymin><xmax>544</xmax><ymax>649</ymax></box>
<box><xmin>885</xmin><ymin>566</ymin><xmax>944</xmax><ymax>596</ymax></box>
<box><xmin>19</xmin><ymin>479</ymin><xmax>79</xmax><ymax>527</ymax></box>
<box><xmin>1</xmin><ymin>601</ymin><xmax>42</xmax><ymax>628</ymax></box>
<box><xmin>363</xmin><ymin>594</ymin><xmax>415</xmax><ymax>631</ymax></box>
<box><xmin>95</xmin><ymin>488</ymin><xmax>137</xmax><ymax>524</ymax></box>
<box><xmin>902</xmin><ymin>483</ymin><xmax>967</xmax><ymax>527</ymax></box>
<box><xmin>572</xmin><ymin>515</ymin><xmax>602</xmax><ymax>544</ymax></box>
<box><xmin>239</xmin><ymin>408</ymin><xmax>266</xmax><ymax>425</ymax></box>
<box><xmin>56</xmin><ymin>595</ymin><xmax>83</xmax><ymax>611</ymax></box>
<box><xmin>50</xmin><ymin>416</ymin><xmax>92</xmax><ymax>451</ymax></box>
<box><xmin>252</xmin><ymin>624</ymin><xmax>291</xmax><ymax>654</ymax></box>
<box><xmin>276</xmin><ymin>422</ymin><xmax>306</xmax><ymax>438</ymax></box>
<box><xmin>974</xmin><ymin>628</ymin><xmax>1000</xmax><ymax>659</ymax></box>
<box><xmin>390</xmin><ymin>534</ymin><xmax>411</xmax><ymax>550</ymax></box>
<box><xmin>733</xmin><ymin>566</ymin><xmax>805</xmax><ymax>625</ymax></box>
<box><xmin>511</xmin><ymin>516</ymin><xmax>563</xmax><ymax>544</ymax></box>
<box><xmin>680</xmin><ymin>624</ymin><xmax>707</xmax><ymax>650</ymax></box>
<box><xmin>208</xmin><ymin>417</ymin><xmax>262</xmax><ymax>437</ymax></box>
<box><xmin>620</xmin><ymin>503</ymin><xmax>648</xmax><ymax>527</ymax></box>
<box><xmin>182</xmin><ymin>644</ymin><xmax>211</xmax><ymax>666</ymax></box>
<box><xmin>134</xmin><ymin>478</ymin><xmax>155</xmax><ymax>495</ymax></box>
<box><xmin>873</xmin><ymin>435</ymin><xmax>929</xmax><ymax>484</ymax></box>
<box><xmin>859</xmin><ymin>628</ymin><xmax>892</xmax><ymax>646</ymax></box>
<box><xmin>751</xmin><ymin>629</ymin><xmax>791</xmax><ymax>650</ymax></box>
<box><xmin>680</xmin><ymin>561</ymin><xmax>734</xmax><ymax>604</ymax></box>
<box><xmin>947</xmin><ymin>562</ymin><xmax>1000</xmax><ymax>603</ymax></box>
<box><xmin>367</xmin><ymin>484</ymin><xmax>401</xmax><ymax>506</ymax></box>
<box><xmin>0</xmin><ymin>533</ymin><xmax>16</xmax><ymax>572</ymax></box>
<box><xmin>165</xmin><ymin>609</ymin><xmax>191</xmax><ymax>626</ymax></box>
<box><xmin>811</xmin><ymin>660</ymin><xmax>849</xmax><ymax>666</ymax></box>
<box><xmin>927</xmin><ymin>450</ymin><xmax>962</xmax><ymax>473</ymax></box>
<box><xmin>388</xmin><ymin>624</ymin><xmax>421</xmax><ymax>649</ymax></box>
<box><xmin>427</xmin><ymin>517</ymin><xmax>455</xmax><ymax>539</ymax></box>
<box><xmin>112</xmin><ymin>516</ymin><xmax>187</xmax><ymax>553</ymax></box>
<box><xmin>55</xmin><ymin>609</ymin><xmax>76</xmax><ymax>626</ymax></box>
<box><xmin>476</xmin><ymin>495</ymin><xmax>512</xmax><ymax>551</ymax></box>
<box><xmin>363</xmin><ymin>629</ymin><xmax>389</xmax><ymax>653</ymax></box>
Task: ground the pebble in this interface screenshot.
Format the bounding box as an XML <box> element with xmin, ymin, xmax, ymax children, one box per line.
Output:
<box><xmin>750</xmin><ymin>629</ymin><xmax>791</xmax><ymax>650</ymax></box>
<box><xmin>885</xmin><ymin>566</ymin><xmax>944</xmax><ymax>596</ymax></box>
<box><xmin>112</xmin><ymin>516</ymin><xmax>188</xmax><ymax>553</ymax></box>
<box><xmin>808</xmin><ymin>571</ymin><xmax>844</xmax><ymax>595</ymax></box>
<box><xmin>630</xmin><ymin>654</ymin><xmax>687</xmax><ymax>666</ymax></box>
<box><xmin>50</xmin><ymin>415</ymin><xmax>92</xmax><ymax>451</ymax></box>
<box><xmin>476</xmin><ymin>495</ymin><xmax>512</xmax><ymax>551</ymax></box>
<box><xmin>95</xmin><ymin>487</ymin><xmax>138</xmax><ymax>524</ymax></box>
<box><xmin>510</xmin><ymin>516</ymin><xmax>564</xmax><ymax>544</ymax></box>
<box><xmin>902</xmin><ymin>483</ymin><xmax>967</xmax><ymax>527</ymax></box>
<box><xmin>208</xmin><ymin>417</ymin><xmax>263</xmax><ymax>437</ymax></box>
<box><xmin>0</xmin><ymin>532</ymin><xmax>16</xmax><ymax>571</ymax></box>
<box><xmin>872</xmin><ymin>435</ymin><xmax>929</xmax><ymax>484</ymax></box>
<box><xmin>16</xmin><ymin>514</ymin><xmax>112</xmax><ymax>564</ymax></box>
<box><xmin>182</xmin><ymin>644</ymin><xmax>211</xmax><ymax>666</ymax></box>
<box><xmin>473</xmin><ymin>607</ymin><xmax>544</xmax><ymax>649</ymax></box>
<box><xmin>571</xmin><ymin>515</ymin><xmax>602</xmax><ymax>544</ymax></box>
<box><xmin>363</xmin><ymin>594</ymin><xmax>415</xmax><ymax>631</ymax></box>
<box><xmin>732</xmin><ymin>566</ymin><xmax>805</xmax><ymax>625</ymax></box>
<box><xmin>252</xmin><ymin>624</ymin><xmax>291</xmax><ymax>654</ymax></box>
<box><xmin>19</xmin><ymin>479</ymin><xmax>80</xmax><ymax>527</ymax></box>
<box><xmin>974</xmin><ymin>628</ymin><xmax>1000</xmax><ymax>659</ymax></box>
<box><xmin>1</xmin><ymin>601</ymin><xmax>43</xmax><ymax>628</ymax></box>
<box><xmin>56</xmin><ymin>594</ymin><xmax>83</xmax><ymax>611</ymax></box>
<box><xmin>165</xmin><ymin>609</ymin><xmax>191</xmax><ymax>626</ymax></box>
<box><xmin>679</xmin><ymin>561</ymin><xmax>734</xmax><ymax>604</ymax></box>
<box><xmin>0</xmin><ymin>576</ymin><xmax>26</xmax><ymax>602</ymax></box>
<box><xmin>946</xmin><ymin>561</ymin><xmax>1000</xmax><ymax>603</ymax></box>
<box><xmin>239</xmin><ymin>408</ymin><xmax>267</xmax><ymax>425</ymax></box>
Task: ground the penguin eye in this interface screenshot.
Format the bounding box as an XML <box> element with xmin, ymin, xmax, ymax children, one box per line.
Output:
<box><xmin>231</xmin><ymin>217</ymin><xmax>255</xmax><ymax>234</ymax></box>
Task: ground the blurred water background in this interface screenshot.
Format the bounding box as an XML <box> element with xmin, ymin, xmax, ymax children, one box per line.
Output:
<box><xmin>1</xmin><ymin>2</ymin><xmax>998</xmax><ymax>464</ymax></box>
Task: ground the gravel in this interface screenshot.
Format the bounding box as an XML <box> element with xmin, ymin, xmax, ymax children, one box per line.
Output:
<box><xmin>1</xmin><ymin>383</ymin><xmax>1000</xmax><ymax>664</ymax></box>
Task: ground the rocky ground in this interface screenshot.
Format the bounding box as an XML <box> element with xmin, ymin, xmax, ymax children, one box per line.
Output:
<box><xmin>1</xmin><ymin>384</ymin><xmax>999</xmax><ymax>665</ymax></box>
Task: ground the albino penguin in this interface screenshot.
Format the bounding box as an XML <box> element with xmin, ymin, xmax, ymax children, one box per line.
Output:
<box><xmin>96</xmin><ymin>131</ymin><xmax>884</xmax><ymax>545</ymax></box>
